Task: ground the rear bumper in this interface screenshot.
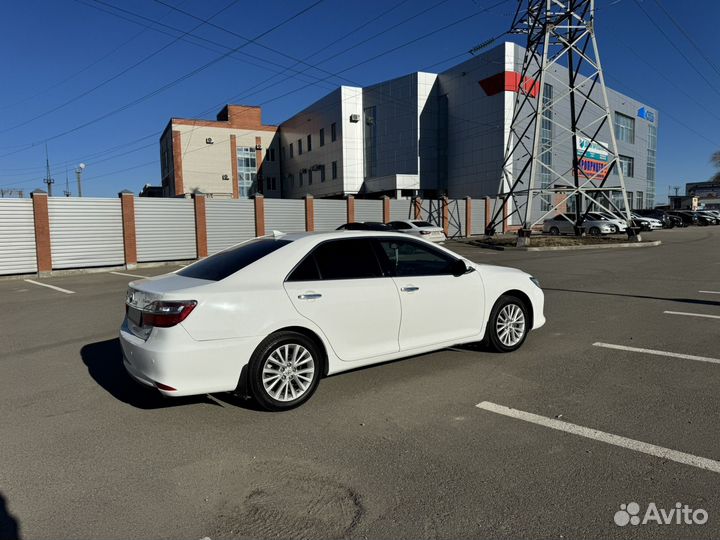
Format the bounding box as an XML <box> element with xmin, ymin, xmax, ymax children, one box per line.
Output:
<box><xmin>119</xmin><ymin>319</ymin><xmax>258</xmax><ymax>397</ymax></box>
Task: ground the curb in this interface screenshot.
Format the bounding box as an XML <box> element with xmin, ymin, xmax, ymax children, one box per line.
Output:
<box><xmin>517</xmin><ymin>240</ymin><xmax>662</xmax><ymax>252</ymax></box>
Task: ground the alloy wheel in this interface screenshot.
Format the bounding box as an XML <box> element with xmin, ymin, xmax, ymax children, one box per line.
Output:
<box><xmin>262</xmin><ymin>344</ymin><xmax>315</xmax><ymax>402</ymax></box>
<box><xmin>496</xmin><ymin>304</ymin><xmax>526</xmax><ymax>347</ymax></box>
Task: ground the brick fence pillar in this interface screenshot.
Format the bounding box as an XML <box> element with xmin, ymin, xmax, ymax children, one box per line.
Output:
<box><xmin>382</xmin><ymin>195</ymin><xmax>390</xmax><ymax>223</ymax></box>
<box><xmin>118</xmin><ymin>190</ymin><xmax>137</xmax><ymax>269</ymax></box>
<box><xmin>465</xmin><ymin>196</ymin><xmax>472</xmax><ymax>237</ymax></box>
<box><xmin>502</xmin><ymin>198</ymin><xmax>509</xmax><ymax>233</ymax></box>
<box><xmin>193</xmin><ymin>193</ymin><xmax>208</xmax><ymax>258</ymax></box>
<box><xmin>305</xmin><ymin>194</ymin><xmax>314</xmax><ymax>232</ymax></box>
<box><xmin>254</xmin><ymin>194</ymin><xmax>265</xmax><ymax>237</ymax></box>
<box><xmin>346</xmin><ymin>195</ymin><xmax>355</xmax><ymax>223</ymax></box>
<box><xmin>413</xmin><ymin>196</ymin><xmax>422</xmax><ymax>220</ymax></box>
<box><xmin>31</xmin><ymin>189</ymin><xmax>52</xmax><ymax>276</ymax></box>
<box><xmin>442</xmin><ymin>196</ymin><xmax>449</xmax><ymax>236</ymax></box>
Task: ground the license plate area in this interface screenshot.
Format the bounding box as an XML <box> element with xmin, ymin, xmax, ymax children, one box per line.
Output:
<box><xmin>127</xmin><ymin>306</ymin><xmax>143</xmax><ymax>327</ymax></box>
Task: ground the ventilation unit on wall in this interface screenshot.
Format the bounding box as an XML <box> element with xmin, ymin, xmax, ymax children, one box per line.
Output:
<box><xmin>255</xmin><ymin>144</ymin><xmax>262</xmax><ymax>150</ymax></box>
<box><xmin>221</xmin><ymin>174</ymin><xmax>229</xmax><ymax>181</ymax></box>
<box><xmin>349</xmin><ymin>114</ymin><xmax>360</xmax><ymax>123</ymax></box>
<box><xmin>205</xmin><ymin>137</ymin><xmax>214</xmax><ymax>144</ymax></box>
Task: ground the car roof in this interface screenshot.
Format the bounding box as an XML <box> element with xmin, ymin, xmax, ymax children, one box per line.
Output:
<box><xmin>277</xmin><ymin>230</ymin><xmax>414</xmax><ymax>242</ymax></box>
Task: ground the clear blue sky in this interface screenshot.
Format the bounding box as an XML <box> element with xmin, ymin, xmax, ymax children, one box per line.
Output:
<box><xmin>1</xmin><ymin>0</ymin><xmax>718</xmax><ymax>202</ymax></box>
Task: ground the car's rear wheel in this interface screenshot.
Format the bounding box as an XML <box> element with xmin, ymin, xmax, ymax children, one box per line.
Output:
<box><xmin>248</xmin><ymin>331</ymin><xmax>321</xmax><ymax>411</ymax></box>
<box><xmin>484</xmin><ymin>295</ymin><xmax>530</xmax><ymax>352</ymax></box>
<box><xmin>549</xmin><ymin>226</ymin><xmax>560</xmax><ymax>236</ymax></box>
<box><xmin>589</xmin><ymin>226</ymin><xmax>601</xmax><ymax>236</ymax></box>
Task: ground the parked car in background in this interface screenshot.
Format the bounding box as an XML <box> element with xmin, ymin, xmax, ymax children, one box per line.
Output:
<box><xmin>337</xmin><ymin>222</ymin><xmax>392</xmax><ymax>231</ymax></box>
<box><xmin>585</xmin><ymin>212</ymin><xmax>627</xmax><ymax>233</ymax></box>
<box><xmin>543</xmin><ymin>214</ymin><xmax>614</xmax><ymax>236</ymax></box>
<box><xmin>695</xmin><ymin>210</ymin><xmax>720</xmax><ymax>225</ymax></box>
<box><xmin>631</xmin><ymin>212</ymin><xmax>663</xmax><ymax>230</ymax></box>
<box><xmin>597</xmin><ymin>211</ymin><xmax>652</xmax><ymax>232</ymax></box>
<box><xmin>636</xmin><ymin>209</ymin><xmax>681</xmax><ymax>228</ymax></box>
<box><xmin>120</xmin><ymin>232</ymin><xmax>545</xmax><ymax>410</ymax></box>
<box><xmin>387</xmin><ymin>220</ymin><xmax>447</xmax><ymax>242</ymax></box>
<box><xmin>667</xmin><ymin>211</ymin><xmax>700</xmax><ymax>226</ymax></box>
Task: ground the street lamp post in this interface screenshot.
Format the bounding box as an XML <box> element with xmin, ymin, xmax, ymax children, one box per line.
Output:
<box><xmin>75</xmin><ymin>163</ymin><xmax>86</xmax><ymax>197</ymax></box>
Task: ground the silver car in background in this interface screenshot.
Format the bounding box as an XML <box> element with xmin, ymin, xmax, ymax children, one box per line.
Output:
<box><xmin>543</xmin><ymin>213</ymin><xmax>615</xmax><ymax>236</ymax></box>
<box><xmin>387</xmin><ymin>220</ymin><xmax>447</xmax><ymax>242</ymax></box>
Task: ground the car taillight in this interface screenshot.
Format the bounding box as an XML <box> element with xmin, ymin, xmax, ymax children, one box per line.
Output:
<box><xmin>142</xmin><ymin>300</ymin><xmax>197</xmax><ymax>328</ymax></box>
<box><xmin>420</xmin><ymin>230</ymin><xmax>431</xmax><ymax>235</ymax></box>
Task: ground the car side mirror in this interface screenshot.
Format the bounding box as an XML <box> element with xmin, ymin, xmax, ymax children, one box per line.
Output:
<box><xmin>451</xmin><ymin>259</ymin><xmax>472</xmax><ymax>277</ymax></box>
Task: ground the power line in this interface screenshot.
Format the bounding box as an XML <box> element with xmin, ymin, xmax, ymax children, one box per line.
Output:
<box><xmin>0</xmin><ymin>0</ymin><xmax>243</xmax><ymax>135</ymax></box>
<box><xmin>0</xmin><ymin>0</ymin><xmax>326</xmax><ymax>158</ymax></box>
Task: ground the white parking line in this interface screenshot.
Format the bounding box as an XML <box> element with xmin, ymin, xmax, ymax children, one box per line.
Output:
<box><xmin>593</xmin><ymin>342</ymin><xmax>720</xmax><ymax>365</ymax></box>
<box><xmin>664</xmin><ymin>310</ymin><xmax>720</xmax><ymax>320</ymax></box>
<box><xmin>476</xmin><ymin>401</ymin><xmax>720</xmax><ymax>474</ymax></box>
<box><xmin>24</xmin><ymin>279</ymin><xmax>75</xmax><ymax>295</ymax></box>
<box><xmin>109</xmin><ymin>271</ymin><xmax>149</xmax><ymax>279</ymax></box>
<box><xmin>699</xmin><ymin>290</ymin><xmax>720</xmax><ymax>294</ymax></box>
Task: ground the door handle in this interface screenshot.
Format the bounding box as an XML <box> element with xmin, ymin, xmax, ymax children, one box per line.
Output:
<box><xmin>400</xmin><ymin>286</ymin><xmax>419</xmax><ymax>292</ymax></box>
<box><xmin>298</xmin><ymin>293</ymin><xmax>322</xmax><ymax>300</ymax></box>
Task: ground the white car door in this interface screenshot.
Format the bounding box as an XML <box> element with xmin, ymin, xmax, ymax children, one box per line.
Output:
<box><xmin>374</xmin><ymin>238</ymin><xmax>485</xmax><ymax>350</ymax></box>
<box><xmin>283</xmin><ymin>238</ymin><xmax>401</xmax><ymax>362</ymax></box>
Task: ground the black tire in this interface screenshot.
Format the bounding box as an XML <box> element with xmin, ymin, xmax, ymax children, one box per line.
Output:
<box><xmin>589</xmin><ymin>226</ymin><xmax>601</xmax><ymax>236</ymax></box>
<box><xmin>483</xmin><ymin>295</ymin><xmax>530</xmax><ymax>353</ymax></box>
<box><xmin>247</xmin><ymin>331</ymin><xmax>322</xmax><ymax>411</ymax></box>
<box><xmin>549</xmin><ymin>226</ymin><xmax>560</xmax><ymax>236</ymax></box>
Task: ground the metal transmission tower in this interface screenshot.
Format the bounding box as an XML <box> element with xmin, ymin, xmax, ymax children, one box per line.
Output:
<box><xmin>486</xmin><ymin>0</ymin><xmax>638</xmax><ymax>244</ymax></box>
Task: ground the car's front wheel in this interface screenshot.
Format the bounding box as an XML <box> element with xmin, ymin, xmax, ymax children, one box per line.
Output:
<box><xmin>484</xmin><ymin>295</ymin><xmax>530</xmax><ymax>352</ymax></box>
<box><xmin>248</xmin><ymin>331</ymin><xmax>321</xmax><ymax>411</ymax></box>
<box><xmin>549</xmin><ymin>226</ymin><xmax>560</xmax><ymax>236</ymax></box>
<box><xmin>589</xmin><ymin>226</ymin><xmax>601</xmax><ymax>236</ymax></box>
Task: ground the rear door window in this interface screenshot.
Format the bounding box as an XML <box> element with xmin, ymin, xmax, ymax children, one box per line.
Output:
<box><xmin>287</xmin><ymin>238</ymin><xmax>383</xmax><ymax>281</ymax></box>
<box><xmin>178</xmin><ymin>238</ymin><xmax>291</xmax><ymax>281</ymax></box>
<box><xmin>375</xmin><ymin>238</ymin><xmax>456</xmax><ymax>277</ymax></box>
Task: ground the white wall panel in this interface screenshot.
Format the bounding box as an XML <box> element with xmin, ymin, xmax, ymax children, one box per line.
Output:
<box><xmin>0</xmin><ymin>199</ymin><xmax>37</xmax><ymax>275</ymax></box>
<box><xmin>314</xmin><ymin>199</ymin><xmax>347</xmax><ymax>231</ymax></box>
<box><xmin>265</xmin><ymin>199</ymin><xmax>306</xmax><ymax>233</ymax></box>
<box><xmin>354</xmin><ymin>199</ymin><xmax>383</xmax><ymax>222</ymax></box>
<box><xmin>135</xmin><ymin>198</ymin><xmax>196</xmax><ymax>262</ymax></box>
<box><xmin>48</xmin><ymin>198</ymin><xmax>124</xmax><ymax>269</ymax></box>
<box><xmin>471</xmin><ymin>199</ymin><xmax>486</xmax><ymax>235</ymax></box>
<box><xmin>205</xmin><ymin>199</ymin><xmax>255</xmax><ymax>255</ymax></box>
<box><xmin>389</xmin><ymin>199</ymin><xmax>412</xmax><ymax>221</ymax></box>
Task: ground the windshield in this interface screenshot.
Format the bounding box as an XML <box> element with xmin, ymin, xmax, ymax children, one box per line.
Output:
<box><xmin>412</xmin><ymin>221</ymin><xmax>434</xmax><ymax>227</ymax></box>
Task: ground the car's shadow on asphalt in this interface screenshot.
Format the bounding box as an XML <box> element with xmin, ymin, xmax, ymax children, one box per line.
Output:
<box><xmin>81</xmin><ymin>338</ymin><xmax>226</xmax><ymax>410</ymax></box>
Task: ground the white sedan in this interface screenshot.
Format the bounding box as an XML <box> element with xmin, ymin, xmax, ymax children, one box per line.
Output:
<box><xmin>388</xmin><ymin>220</ymin><xmax>447</xmax><ymax>242</ymax></box>
<box><xmin>120</xmin><ymin>231</ymin><xmax>545</xmax><ymax>411</ymax></box>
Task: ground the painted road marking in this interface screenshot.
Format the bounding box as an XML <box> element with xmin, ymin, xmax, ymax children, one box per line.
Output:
<box><xmin>698</xmin><ymin>290</ymin><xmax>720</xmax><ymax>294</ymax></box>
<box><xmin>664</xmin><ymin>310</ymin><xmax>720</xmax><ymax>320</ymax></box>
<box><xmin>109</xmin><ymin>271</ymin><xmax>149</xmax><ymax>279</ymax></box>
<box><xmin>24</xmin><ymin>279</ymin><xmax>75</xmax><ymax>295</ymax></box>
<box><xmin>593</xmin><ymin>342</ymin><xmax>720</xmax><ymax>366</ymax></box>
<box><xmin>476</xmin><ymin>401</ymin><xmax>720</xmax><ymax>474</ymax></box>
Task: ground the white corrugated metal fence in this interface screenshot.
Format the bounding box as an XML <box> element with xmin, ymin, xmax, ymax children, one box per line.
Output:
<box><xmin>135</xmin><ymin>198</ymin><xmax>196</xmax><ymax>262</ymax></box>
<box><xmin>0</xmin><ymin>199</ymin><xmax>37</xmax><ymax>275</ymax></box>
<box><xmin>206</xmin><ymin>199</ymin><xmax>255</xmax><ymax>254</ymax></box>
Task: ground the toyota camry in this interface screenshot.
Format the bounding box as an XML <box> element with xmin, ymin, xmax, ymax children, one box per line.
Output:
<box><xmin>120</xmin><ymin>231</ymin><xmax>545</xmax><ymax>411</ymax></box>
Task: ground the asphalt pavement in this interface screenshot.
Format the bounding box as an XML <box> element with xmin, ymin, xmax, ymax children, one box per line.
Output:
<box><xmin>0</xmin><ymin>226</ymin><xmax>718</xmax><ymax>539</ymax></box>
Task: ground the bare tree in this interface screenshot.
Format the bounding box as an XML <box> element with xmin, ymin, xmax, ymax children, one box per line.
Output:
<box><xmin>713</xmin><ymin>151</ymin><xmax>720</xmax><ymax>183</ymax></box>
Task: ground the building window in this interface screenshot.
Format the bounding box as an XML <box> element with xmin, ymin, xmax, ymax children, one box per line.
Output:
<box><xmin>320</xmin><ymin>165</ymin><xmax>326</xmax><ymax>182</ymax></box>
<box><xmin>298</xmin><ymin>139</ymin><xmax>303</xmax><ymax>155</ymax></box>
<box><xmin>626</xmin><ymin>191</ymin><xmax>633</xmax><ymax>210</ymax></box>
<box><xmin>636</xmin><ymin>191</ymin><xmax>644</xmax><ymax>210</ymax></box>
<box><xmin>332</xmin><ymin>161</ymin><xmax>337</xmax><ymax>179</ymax></box>
<box><xmin>236</xmin><ymin>147</ymin><xmax>257</xmax><ymax>198</ymax></box>
<box><xmin>299</xmin><ymin>171</ymin><xmax>303</xmax><ymax>187</ymax></box>
<box><xmin>619</xmin><ymin>155</ymin><xmax>634</xmax><ymax>178</ymax></box>
<box><xmin>540</xmin><ymin>83</ymin><xmax>553</xmax><ymax>211</ymax></box>
<box><xmin>289</xmin><ymin>143</ymin><xmax>293</xmax><ymax>158</ymax></box>
<box><xmin>615</xmin><ymin>112</ymin><xmax>635</xmax><ymax>144</ymax></box>
<box><xmin>363</xmin><ymin>106</ymin><xmax>377</xmax><ymax>178</ymax></box>
<box><xmin>319</xmin><ymin>128</ymin><xmax>325</xmax><ymax>147</ymax></box>
<box><xmin>331</xmin><ymin>122</ymin><xmax>337</xmax><ymax>142</ymax></box>
<box><xmin>288</xmin><ymin>174</ymin><xmax>294</xmax><ymax>189</ymax></box>
<box><xmin>266</xmin><ymin>148</ymin><xmax>275</xmax><ymax>162</ymax></box>
<box><xmin>281</xmin><ymin>146</ymin><xmax>286</xmax><ymax>161</ymax></box>
<box><xmin>308</xmin><ymin>169</ymin><xmax>313</xmax><ymax>185</ymax></box>
<box><xmin>646</xmin><ymin>124</ymin><xmax>657</xmax><ymax>208</ymax></box>
<box><xmin>307</xmin><ymin>134</ymin><xmax>312</xmax><ymax>152</ymax></box>
<box><xmin>266</xmin><ymin>177</ymin><xmax>271</xmax><ymax>191</ymax></box>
